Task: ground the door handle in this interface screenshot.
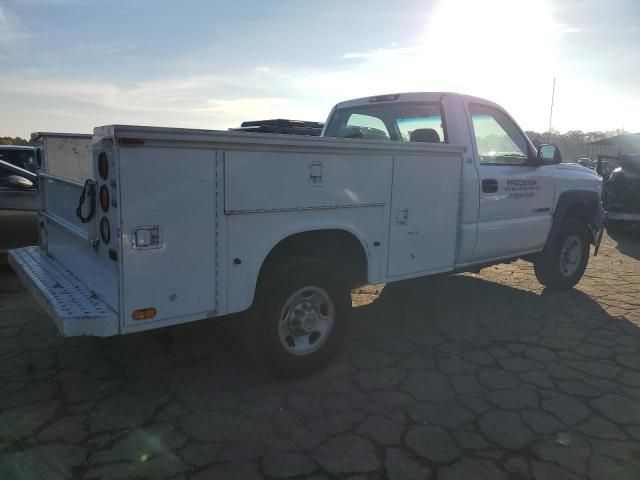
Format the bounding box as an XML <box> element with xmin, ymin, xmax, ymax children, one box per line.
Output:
<box><xmin>482</xmin><ymin>179</ymin><xmax>498</xmax><ymax>193</ymax></box>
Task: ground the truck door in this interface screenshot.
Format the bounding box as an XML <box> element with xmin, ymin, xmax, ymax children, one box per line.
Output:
<box><xmin>469</xmin><ymin>103</ymin><xmax>554</xmax><ymax>261</ymax></box>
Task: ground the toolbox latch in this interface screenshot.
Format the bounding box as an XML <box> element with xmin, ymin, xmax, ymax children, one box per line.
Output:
<box><xmin>395</xmin><ymin>209</ymin><xmax>409</xmax><ymax>224</ymax></box>
<box><xmin>132</xmin><ymin>226</ymin><xmax>162</xmax><ymax>250</ymax></box>
<box><xmin>309</xmin><ymin>161</ymin><xmax>324</xmax><ymax>186</ymax></box>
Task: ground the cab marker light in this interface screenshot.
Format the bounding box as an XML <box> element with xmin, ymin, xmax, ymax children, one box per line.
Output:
<box><xmin>132</xmin><ymin>308</ymin><xmax>157</xmax><ymax>320</ymax></box>
<box><xmin>369</xmin><ymin>93</ymin><xmax>399</xmax><ymax>102</ymax></box>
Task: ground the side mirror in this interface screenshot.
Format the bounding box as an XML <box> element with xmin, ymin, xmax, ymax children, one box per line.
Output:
<box><xmin>596</xmin><ymin>160</ymin><xmax>603</xmax><ymax>176</ymax></box>
<box><xmin>7</xmin><ymin>175</ymin><xmax>35</xmax><ymax>190</ymax></box>
<box><xmin>537</xmin><ymin>144</ymin><xmax>562</xmax><ymax>164</ymax></box>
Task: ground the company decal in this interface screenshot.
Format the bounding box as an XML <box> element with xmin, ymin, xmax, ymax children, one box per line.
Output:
<box><xmin>505</xmin><ymin>178</ymin><xmax>540</xmax><ymax>199</ymax></box>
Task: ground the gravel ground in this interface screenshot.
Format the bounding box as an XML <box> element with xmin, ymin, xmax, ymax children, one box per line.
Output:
<box><xmin>0</xmin><ymin>231</ymin><xmax>639</xmax><ymax>479</ymax></box>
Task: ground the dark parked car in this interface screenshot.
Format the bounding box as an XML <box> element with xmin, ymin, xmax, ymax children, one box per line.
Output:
<box><xmin>599</xmin><ymin>154</ymin><xmax>640</xmax><ymax>232</ymax></box>
<box><xmin>0</xmin><ymin>159</ymin><xmax>38</xmax><ymax>254</ymax></box>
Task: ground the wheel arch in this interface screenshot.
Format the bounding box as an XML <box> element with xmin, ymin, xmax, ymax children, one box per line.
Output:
<box><xmin>257</xmin><ymin>226</ymin><xmax>370</xmax><ymax>281</ymax></box>
<box><xmin>235</xmin><ymin>224</ymin><xmax>371</xmax><ymax>313</ymax></box>
<box><xmin>546</xmin><ymin>189</ymin><xmax>603</xmax><ymax>249</ymax></box>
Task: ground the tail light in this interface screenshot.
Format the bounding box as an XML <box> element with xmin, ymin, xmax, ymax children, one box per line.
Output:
<box><xmin>100</xmin><ymin>217</ymin><xmax>110</xmax><ymax>244</ymax></box>
<box><xmin>132</xmin><ymin>308</ymin><xmax>157</xmax><ymax>320</ymax></box>
<box><xmin>99</xmin><ymin>185</ymin><xmax>110</xmax><ymax>212</ymax></box>
<box><xmin>98</xmin><ymin>152</ymin><xmax>108</xmax><ymax>179</ymax></box>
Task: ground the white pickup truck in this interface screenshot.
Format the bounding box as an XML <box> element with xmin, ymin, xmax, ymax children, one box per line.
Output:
<box><xmin>9</xmin><ymin>92</ymin><xmax>604</xmax><ymax>377</ymax></box>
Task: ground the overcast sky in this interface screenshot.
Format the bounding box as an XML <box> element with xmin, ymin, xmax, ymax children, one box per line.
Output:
<box><xmin>0</xmin><ymin>0</ymin><xmax>638</xmax><ymax>138</ymax></box>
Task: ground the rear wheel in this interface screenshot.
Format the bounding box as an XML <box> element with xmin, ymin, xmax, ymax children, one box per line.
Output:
<box><xmin>248</xmin><ymin>257</ymin><xmax>350</xmax><ymax>378</ymax></box>
<box><xmin>534</xmin><ymin>218</ymin><xmax>590</xmax><ymax>290</ymax></box>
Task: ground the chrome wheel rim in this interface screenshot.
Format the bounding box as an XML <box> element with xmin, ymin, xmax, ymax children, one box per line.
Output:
<box><xmin>278</xmin><ymin>286</ymin><xmax>335</xmax><ymax>356</ymax></box>
<box><xmin>559</xmin><ymin>234</ymin><xmax>583</xmax><ymax>277</ymax></box>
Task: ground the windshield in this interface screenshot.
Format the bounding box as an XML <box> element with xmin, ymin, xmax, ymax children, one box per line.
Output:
<box><xmin>325</xmin><ymin>102</ymin><xmax>446</xmax><ymax>143</ymax></box>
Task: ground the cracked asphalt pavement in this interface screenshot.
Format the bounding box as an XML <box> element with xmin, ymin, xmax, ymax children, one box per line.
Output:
<box><xmin>1</xmin><ymin>231</ymin><xmax>640</xmax><ymax>480</ymax></box>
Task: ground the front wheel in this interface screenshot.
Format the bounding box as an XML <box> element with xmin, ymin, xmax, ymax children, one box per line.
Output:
<box><xmin>534</xmin><ymin>218</ymin><xmax>591</xmax><ymax>290</ymax></box>
<box><xmin>248</xmin><ymin>257</ymin><xmax>351</xmax><ymax>378</ymax></box>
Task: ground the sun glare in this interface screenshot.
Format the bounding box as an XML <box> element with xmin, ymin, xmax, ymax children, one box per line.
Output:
<box><xmin>367</xmin><ymin>0</ymin><xmax>555</xmax><ymax>129</ymax></box>
<box><xmin>422</xmin><ymin>0</ymin><xmax>556</xmax><ymax>88</ymax></box>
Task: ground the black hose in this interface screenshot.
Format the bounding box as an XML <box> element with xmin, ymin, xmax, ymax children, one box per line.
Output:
<box><xmin>76</xmin><ymin>179</ymin><xmax>97</xmax><ymax>224</ymax></box>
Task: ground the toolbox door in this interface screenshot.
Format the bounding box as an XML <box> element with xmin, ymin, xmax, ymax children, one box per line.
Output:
<box><xmin>387</xmin><ymin>153</ymin><xmax>462</xmax><ymax>278</ymax></box>
<box><xmin>119</xmin><ymin>146</ymin><xmax>220</xmax><ymax>329</ymax></box>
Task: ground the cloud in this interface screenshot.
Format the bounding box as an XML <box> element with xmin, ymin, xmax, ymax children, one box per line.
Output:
<box><xmin>0</xmin><ymin>71</ymin><xmax>323</xmax><ymax>133</ymax></box>
<box><xmin>0</xmin><ymin>6</ymin><xmax>27</xmax><ymax>43</ymax></box>
<box><xmin>342</xmin><ymin>46</ymin><xmax>421</xmax><ymax>60</ymax></box>
<box><xmin>555</xmin><ymin>22</ymin><xmax>580</xmax><ymax>34</ymax></box>
<box><xmin>74</xmin><ymin>40</ymin><xmax>139</xmax><ymax>56</ymax></box>
<box><xmin>201</xmin><ymin>97</ymin><xmax>319</xmax><ymax>123</ymax></box>
<box><xmin>0</xmin><ymin>0</ymin><xmax>635</xmax><ymax>136</ymax></box>
<box><xmin>0</xmin><ymin>74</ymin><xmax>226</xmax><ymax>113</ymax></box>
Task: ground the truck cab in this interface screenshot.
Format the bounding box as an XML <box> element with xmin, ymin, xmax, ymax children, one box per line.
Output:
<box><xmin>323</xmin><ymin>92</ymin><xmax>603</xmax><ymax>266</ymax></box>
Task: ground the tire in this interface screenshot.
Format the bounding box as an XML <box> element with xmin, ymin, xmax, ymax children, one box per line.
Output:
<box><xmin>534</xmin><ymin>218</ymin><xmax>590</xmax><ymax>290</ymax></box>
<box><xmin>247</xmin><ymin>257</ymin><xmax>351</xmax><ymax>378</ymax></box>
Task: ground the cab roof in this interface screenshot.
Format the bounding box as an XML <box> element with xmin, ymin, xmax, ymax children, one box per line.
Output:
<box><xmin>333</xmin><ymin>92</ymin><xmax>503</xmax><ymax>111</ymax></box>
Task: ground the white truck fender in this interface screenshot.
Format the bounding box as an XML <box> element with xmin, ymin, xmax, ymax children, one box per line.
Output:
<box><xmin>227</xmin><ymin>221</ymin><xmax>372</xmax><ymax>314</ymax></box>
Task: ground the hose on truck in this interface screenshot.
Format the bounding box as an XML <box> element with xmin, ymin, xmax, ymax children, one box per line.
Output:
<box><xmin>76</xmin><ymin>179</ymin><xmax>97</xmax><ymax>224</ymax></box>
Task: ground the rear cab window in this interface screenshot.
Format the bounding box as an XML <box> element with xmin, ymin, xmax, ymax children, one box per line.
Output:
<box><xmin>325</xmin><ymin>102</ymin><xmax>447</xmax><ymax>143</ymax></box>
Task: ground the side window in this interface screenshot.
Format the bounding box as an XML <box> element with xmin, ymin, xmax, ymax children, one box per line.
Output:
<box><xmin>0</xmin><ymin>165</ymin><xmax>11</xmax><ymax>188</ymax></box>
<box><xmin>470</xmin><ymin>104</ymin><xmax>529</xmax><ymax>165</ymax></box>
<box><xmin>339</xmin><ymin>114</ymin><xmax>390</xmax><ymax>140</ymax></box>
<box><xmin>16</xmin><ymin>151</ymin><xmax>37</xmax><ymax>173</ymax></box>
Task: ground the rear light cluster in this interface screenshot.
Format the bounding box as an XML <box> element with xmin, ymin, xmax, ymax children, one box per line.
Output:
<box><xmin>99</xmin><ymin>185</ymin><xmax>110</xmax><ymax>212</ymax></box>
<box><xmin>98</xmin><ymin>152</ymin><xmax>108</xmax><ymax>180</ymax></box>
<box><xmin>98</xmin><ymin>151</ymin><xmax>111</xmax><ymax>245</ymax></box>
<box><xmin>100</xmin><ymin>217</ymin><xmax>111</xmax><ymax>243</ymax></box>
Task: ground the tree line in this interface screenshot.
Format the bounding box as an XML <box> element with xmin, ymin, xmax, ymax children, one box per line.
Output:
<box><xmin>1</xmin><ymin>136</ymin><xmax>31</xmax><ymax>146</ymax></box>
<box><xmin>526</xmin><ymin>129</ymin><xmax>625</xmax><ymax>162</ymax></box>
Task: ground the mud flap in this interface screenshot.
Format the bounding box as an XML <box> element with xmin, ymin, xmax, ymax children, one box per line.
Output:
<box><xmin>590</xmin><ymin>206</ymin><xmax>606</xmax><ymax>256</ymax></box>
<box><xmin>593</xmin><ymin>226</ymin><xmax>604</xmax><ymax>256</ymax></box>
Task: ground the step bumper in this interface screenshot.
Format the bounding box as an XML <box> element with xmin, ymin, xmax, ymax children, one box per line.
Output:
<box><xmin>8</xmin><ymin>246</ymin><xmax>119</xmax><ymax>337</ymax></box>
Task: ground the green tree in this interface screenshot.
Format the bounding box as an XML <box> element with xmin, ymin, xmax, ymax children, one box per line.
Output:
<box><xmin>0</xmin><ymin>136</ymin><xmax>30</xmax><ymax>146</ymax></box>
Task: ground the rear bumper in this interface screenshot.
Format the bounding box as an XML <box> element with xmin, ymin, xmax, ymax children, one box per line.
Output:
<box><xmin>607</xmin><ymin>212</ymin><xmax>640</xmax><ymax>221</ymax></box>
<box><xmin>8</xmin><ymin>246</ymin><xmax>119</xmax><ymax>337</ymax></box>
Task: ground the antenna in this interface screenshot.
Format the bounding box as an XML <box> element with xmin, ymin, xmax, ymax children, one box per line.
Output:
<box><xmin>547</xmin><ymin>76</ymin><xmax>555</xmax><ymax>143</ymax></box>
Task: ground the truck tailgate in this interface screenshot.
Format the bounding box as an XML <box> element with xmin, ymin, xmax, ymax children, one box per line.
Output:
<box><xmin>39</xmin><ymin>172</ymin><xmax>119</xmax><ymax>310</ymax></box>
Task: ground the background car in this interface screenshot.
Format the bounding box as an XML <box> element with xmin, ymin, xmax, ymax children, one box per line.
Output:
<box><xmin>599</xmin><ymin>154</ymin><xmax>640</xmax><ymax>233</ymax></box>
<box><xmin>0</xmin><ymin>145</ymin><xmax>38</xmax><ymax>173</ymax></box>
<box><xmin>0</xmin><ymin>159</ymin><xmax>38</xmax><ymax>255</ymax></box>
